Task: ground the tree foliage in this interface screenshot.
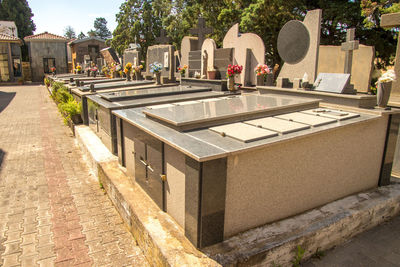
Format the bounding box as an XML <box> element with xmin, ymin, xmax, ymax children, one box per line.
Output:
<box><xmin>110</xmin><ymin>0</ymin><xmax>398</xmax><ymax>69</ymax></box>
<box><xmin>93</xmin><ymin>17</ymin><xmax>112</xmax><ymax>39</ymax></box>
<box><xmin>78</xmin><ymin>31</ymin><xmax>86</xmax><ymax>39</ymax></box>
<box><xmin>0</xmin><ymin>0</ymin><xmax>36</xmax><ymax>39</ymax></box>
<box><xmin>63</xmin><ymin>26</ymin><xmax>76</xmax><ymax>39</ymax></box>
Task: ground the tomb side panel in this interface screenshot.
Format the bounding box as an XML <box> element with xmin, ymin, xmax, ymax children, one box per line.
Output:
<box><xmin>223</xmin><ymin>116</ymin><xmax>387</xmax><ymax>238</ymax></box>
<box><xmin>164</xmin><ymin>144</ymin><xmax>186</xmax><ymax>227</ymax></box>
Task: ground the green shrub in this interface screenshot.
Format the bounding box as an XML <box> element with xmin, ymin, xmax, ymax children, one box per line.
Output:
<box><xmin>58</xmin><ymin>99</ymin><xmax>82</xmax><ymax>124</ymax></box>
<box><xmin>54</xmin><ymin>87</ymin><xmax>73</xmax><ymax>103</ymax></box>
<box><xmin>51</xmin><ymin>81</ymin><xmax>64</xmax><ymax>91</ymax></box>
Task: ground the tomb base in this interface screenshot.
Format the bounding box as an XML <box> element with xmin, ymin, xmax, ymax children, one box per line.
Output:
<box><xmin>181</xmin><ymin>77</ymin><xmax>228</xmax><ymax>91</ymax></box>
<box><xmin>258</xmin><ymin>85</ymin><xmax>377</xmax><ymax>109</ymax></box>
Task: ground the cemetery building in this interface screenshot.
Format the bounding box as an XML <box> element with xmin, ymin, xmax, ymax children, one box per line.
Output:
<box><xmin>24</xmin><ymin>32</ymin><xmax>68</xmax><ymax>82</ymax></box>
<box><xmin>0</xmin><ymin>21</ymin><xmax>18</xmax><ymax>37</ymax></box>
<box><xmin>69</xmin><ymin>37</ymin><xmax>107</xmax><ymax>70</ymax></box>
<box><xmin>0</xmin><ymin>33</ymin><xmax>23</xmax><ymax>82</ymax></box>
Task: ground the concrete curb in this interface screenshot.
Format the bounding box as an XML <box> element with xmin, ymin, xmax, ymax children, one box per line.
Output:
<box><xmin>75</xmin><ymin>125</ymin><xmax>220</xmax><ymax>267</ymax></box>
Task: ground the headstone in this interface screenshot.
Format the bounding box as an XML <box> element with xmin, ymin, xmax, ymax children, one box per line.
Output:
<box><xmin>201</xmin><ymin>38</ymin><xmax>217</xmax><ymax>75</ymax></box>
<box><xmin>97</xmin><ymin>58</ymin><xmax>104</xmax><ymax>69</ymax></box>
<box><xmin>278</xmin><ymin>9</ymin><xmax>322</xmax><ymax>84</ymax></box>
<box><xmin>188</xmin><ymin>50</ymin><xmax>201</xmax><ymax>77</ymax></box>
<box><xmin>100</xmin><ymin>47</ymin><xmax>120</xmax><ymax>66</ymax></box>
<box><xmin>190</xmin><ymin>17</ymin><xmax>213</xmax><ymax>50</ymax></box>
<box><xmin>156</xmin><ymin>29</ymin><xmax>171</xmax><ymax>45</ymax></box>
<box><xmin>145</xmin><ymin>45</ymin><xmax>175</xmax><ymax>83</ymax></box>
<box><xmin>223</xmin><ymin>23</ymin><xmax>265</xmax><ymax>86</ymax></box>
<box><xmin>180</xmin><ymin>36</ymin><xmax>199</xmax><ymax>69</ymax></box>
<box><xmin>83</xmin><ymin>55</ymin><xmax>91</xmax><ymax>69</ymax></box>
<box><xmin>341</xmin><ymin>28</ymin><xmax>359</xmax><ymax>74</ymax></box>
<box><xmin>214</xmin><ymin>48</ymin><xmax>234</xmax><ymax>79</ymax></box>
<box><xmin>313</xmin><ymin>73</ymin><xmax>355</xmax><ymax>94</ymax></box>
<box><xmin>318</xmin><ymin>44</ymin><xmax>374</xmax><ymax>92</ymax></box>
<box><xmin>381</xmin><ymin>12</ymin><xmax>400</xmax><ymax>96</ymax></box>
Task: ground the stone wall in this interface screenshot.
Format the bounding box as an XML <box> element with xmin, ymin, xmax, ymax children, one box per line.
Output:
<box><xmin>28</xmin><ymin>41</ymin><xmax>68</xmax><ymax>82</ymax></box>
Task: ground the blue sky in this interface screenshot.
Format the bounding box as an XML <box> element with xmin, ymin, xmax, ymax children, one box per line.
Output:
<box><xmin>27</xmin><ymin>0</ymin><xmax>126</xmax><ymax>37</ymax></box>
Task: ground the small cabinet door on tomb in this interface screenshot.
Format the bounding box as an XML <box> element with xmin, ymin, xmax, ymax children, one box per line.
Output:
<box><xmin>133</xmin><ymin>134</ymin><xmax>164</xmax><ymax>210</ymax></box>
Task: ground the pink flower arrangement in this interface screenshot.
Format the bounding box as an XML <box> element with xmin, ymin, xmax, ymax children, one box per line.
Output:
<box><xmin>255</xmin><ymin>64</ymin><xmax>270</xmax><ymax>76</ymax></box>
<box><xmin>226</xmin><ymin>64</ymin><xmax>243</xmax><ymax>78</ymax></box>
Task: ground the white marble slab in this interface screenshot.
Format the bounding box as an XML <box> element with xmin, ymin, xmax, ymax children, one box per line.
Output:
<box><xmin>209</xmin><ymin>122</ymin><xmax>278</xmax><ymax>143</ymax></box>
<box><xmin>275</xmin><ymin>112</ymin><xmax>337</xmax><ymax>127</ymax></box>
<box><xmin>245</xmin><ymin>117</ymin><xmax>310</xmax><ymax>134</ymax></box>
<box><xmin>147</xmin><ymin>103</ymin><xmax>175</xmax><ymax>109</ymax></box>
<box><xmin>300</xmin><ymin>108</ymin><xmax>360</xmax><ymax>121</ymax></box>
<box><xmin>174</xmin><ymin>100</ymin><xmax>201</xmax><ymax>106</ymax></box>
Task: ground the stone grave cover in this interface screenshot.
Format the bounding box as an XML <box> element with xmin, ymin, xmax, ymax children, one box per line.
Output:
<box><xmin>313</xmin><ymin>73</ymin><xmax>355</xmax><ymax>94</ymax></box>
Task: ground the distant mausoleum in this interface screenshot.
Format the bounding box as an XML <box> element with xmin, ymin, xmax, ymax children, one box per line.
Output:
<box><xmin>24</xmin><ymin>32</ymin><xmax>68</xmax><ymax>82</ymax></box>
<box><xmin>69</xmin><ymin>37</ymin><xmax>107</xmax><ymax>70</ymax></box>
<box><xmin>0</xmin><ymin>33</ymin><xmax>22</xmax><ymax>82</ymax></box>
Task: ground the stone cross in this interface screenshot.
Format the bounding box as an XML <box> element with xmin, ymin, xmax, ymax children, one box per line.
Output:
<box><xmin>381</xmin><ymin>12</ymin><xmax>400</xmax><ymax>94</ymax></box>
<box><xmin>341</xmin><ymin>28</ymin><xmax>359</xmax><ymax>74</ymax></box>
<box><xmin>156</xmin><ymin>29</ymin><xmax>171</xmax><ymax>44</ymax></box>
<box><xmin>190</xmin><ymin>17</ymin><xmax>213</xmax><ymax>50</ymax></box>
<box><xmin>89</xmin><ymin>47</ymin><xmax>98</xmax><ymax>61</ymax></box>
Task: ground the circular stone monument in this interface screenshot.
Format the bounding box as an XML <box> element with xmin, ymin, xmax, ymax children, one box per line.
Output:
<box><xmin>277</xmin><ymin>20</ymin><xmax>310</xmax><ymax>64</ymax></box>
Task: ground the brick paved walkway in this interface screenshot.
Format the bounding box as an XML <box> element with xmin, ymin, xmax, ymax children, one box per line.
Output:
<box><xmin>0</xmin><ymin>85</ymin><xmax>149</xmax><ymax>266</ymax></box>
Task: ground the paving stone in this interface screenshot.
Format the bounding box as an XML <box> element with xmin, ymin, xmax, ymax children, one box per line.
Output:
<box><xmin>0</xmin><ymin>85</ymin><xmax>149</xmax><ymax>266</ymax></box>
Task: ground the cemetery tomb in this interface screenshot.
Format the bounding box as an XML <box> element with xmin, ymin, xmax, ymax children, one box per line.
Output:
<box><xmin>86</xmin><ymin>85</ymin><xmax>238</xmax><ymax>154</ymax></box>
<box><xmin>113</xmin><ymin>94</ymin><xmax>399</xmax><ymax>248</ymax></box>
<box><xmin>66</xmin><ymin>78</ymin><xmax>125</xmax><ymax>88</ymax></box>
<box><xmin>77</xmin><ymin>79</ymin><xmax>153</xmax><ymax>92</ymax></box>
<box><xmin>71</xmin><ymin>82</ymin><xmax>168</xmax><ymax>126</ymax></box>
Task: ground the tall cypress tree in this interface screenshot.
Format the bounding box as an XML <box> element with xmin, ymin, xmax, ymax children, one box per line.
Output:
<box><xmin>0</xmin><ymin>0</ymin><xmax>36</xmax><ymax>39</ymax></box>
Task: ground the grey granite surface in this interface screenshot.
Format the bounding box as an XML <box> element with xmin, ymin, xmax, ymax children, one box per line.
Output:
<box><xmin>113</xmin><ymin>95</ymin><xmax>380</xmax><ymax>161</ymax></box>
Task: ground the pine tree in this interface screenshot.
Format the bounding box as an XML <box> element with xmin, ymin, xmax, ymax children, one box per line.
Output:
<box><xmin>64</xmin><ymin>26</ymin><xmax>76</xmax><ymax>39</ymax></box>
<box><xmin>93</xmin><ymin>17</ymin><xmax>112</xmax><ymax>39</ymax></box>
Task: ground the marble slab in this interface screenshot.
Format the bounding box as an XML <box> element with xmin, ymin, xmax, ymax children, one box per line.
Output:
<box><xmin>209</xmin><ymin>122</ymin><xmax>278</xmax><ymax>143</ymax></box>
<box><xmin>313</xmin><ymin>73</ymin><xmax>351</xmax><ymax>94</ymax></box>
<box><xmin>147</xmin><ymin>104</ymin><xmax>176</xmax><ymax>110</ymax></box>
<box><xmin>78</xmin><ymin>80</ymin><xmax>153</xmax><ymax>92</ymax></box>
<box><xmin>197</xmin><ymin>98</ymin><xmax>223</xmax><ymax>103</ymax></box>
<box><xmin>301</xmin><ymin>108</ymin><xmax>360</xmax><ymax>121</ymax></box>
<box><xmin>99</xmin><ymin>85</ymin><xmax>211</xmax><ymax>101</ymax></box>
<box><xmin>245</xmin><ymin>117</ymin><xmax>310</xmax><ymax>134</ymax></box>
<box><xmin>174</xmin><ymin>100</ymin><xmax>201</xmax><ymax>106</ymax></box>
<box><xmin>142</xmin><ymin>94</ymin><xmax>320</xmax><ymax>129</ymax></box>
<box><xmin>275</xmin><ymin>112</ymin><xmax>337</xmax><ymax>127</ymax></box>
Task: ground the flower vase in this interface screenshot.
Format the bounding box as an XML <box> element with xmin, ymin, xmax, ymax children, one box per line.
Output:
<box><xmin>126</xmin><ymin>71</ymin><xmax>131</xmax><ymax>82</ymax></box>
<box><xmin>377</xmin><ymin>81</ymin><xmax>392</xmax><ymax>108</ymax></box>
<box><xmin>87</xmin><ymin>70</ymin><xmax>91</xmax><ymax>77</ymax></box>
<box><xmin>93</xmin><ymin>71</ymin><xmax>97</xmax><ymax>78</ymax></box>
<box><xmin>155</xmin><ymin>72</ymin><xmax>161</xmax><ymax>85</ymax></box>
<box><xmin>227</xmin><ymin>76</ymin><xmax>235</xmax><ymax>91</ymax></box>
<box><xmin>256</xmin><ymin>75</ymin><xmax>265</xmax><ymax>86</ymax></box>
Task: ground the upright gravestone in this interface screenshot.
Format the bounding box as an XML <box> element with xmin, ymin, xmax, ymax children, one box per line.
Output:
<box><xmin>223</xmin><ymin>23</ymin><xmax>265</xmax><ymax>86</ymax></box>
<box><xmin>189</xmin><ymin>17</ymin><xmax>213</xmax><ymax>50</ymax></box>
<box><xmin>180</xmin><ymin>36</ymin><xmax>199</xmax><ymax>71</ymax></box>
<box><xmin>188</xmin><ymin>18</ymin><xmax>213</xmax><ymax>77</ymax></box>
<box><xmin>144</xmin><ymin>30</ymin><xmax>175</xmax><ymax>83</ymax></box>
<box><xmin>341</xmin><ymin>28</ymin><xmax>359</xmax><ymax>75</ymax></box>
<box><xmin>123</xmin><ymin>42</ymin><xmax>141</xmax><ymax>66</ymax></box>
<box><xmin>381</xmin><ymin>12</ymin><xmax>400</xmax><ymax>96</ymax></box>
<box><xmin>278</xmin><ymin>9</ymin><xmax>322</xmax><ymax>85</ymax></box>
<box><xmin>100</xmin><ymin>47</ymin><xmax>120</xmax><ymax>66</ymax></box>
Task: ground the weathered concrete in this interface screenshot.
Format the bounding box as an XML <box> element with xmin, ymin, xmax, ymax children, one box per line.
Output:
<box><xmin>203</xmin><ymin>182</ymin><xmax>400</xmax><ymax>266</ymax></box>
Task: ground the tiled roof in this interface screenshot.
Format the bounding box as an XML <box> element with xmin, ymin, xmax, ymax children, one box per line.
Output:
<box><xmin>69</xmin><ymin>36</ymin><xmax>106</xmax><ymax>45</ymax></box>
<box><xmin>0</xmin><ymin>33</ymin><xmax>21</xmax><ymax>43</ymax></box>
<box><xmin>24</xmin><ymin>32</ymin><xmax>68</xmax><ymax>41</ymax></box>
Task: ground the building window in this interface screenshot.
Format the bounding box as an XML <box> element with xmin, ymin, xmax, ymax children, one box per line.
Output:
<box><xmin>43</xmin><ymin>58</ymin><xmax>55</xmax><ymax>73</ymax></box>
<box><xmin>12</xmin><ymin>58</ymin><xmax>21</xmax><ymax>77</ymax></box>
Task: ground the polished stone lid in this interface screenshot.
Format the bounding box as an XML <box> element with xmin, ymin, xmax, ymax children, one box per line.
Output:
<box><xmin>78</xmin><ymin>80</ymin><xmax>153</xmax><ymax>92</ymax></box>
<box><xmin>301</xmin><ymin>108</ymin><xmax>360</xmax><ymax>121</ymax></box>
<box><xmin>210</xmin><ymin>122</ymin><xmax>278</xmax><ymax>143</ymax></box>
<box><xmin>142</xmin><ymin>94</ymin><xmax>320</xmax><ymax>130</ymax></box>
<box><xmin>275</xmin><ymin>112</ymin><xmax>337</xmax><ymax>127</ymax></box>
<box><xmin>245</xmin><ymin>117</ymin><xmax>310</xmax><ymax>134</ymax></box>
<box><xmin>99</xmin><ymin>85</ymin><xmax>211</xmax><ymax>101</ymax></box>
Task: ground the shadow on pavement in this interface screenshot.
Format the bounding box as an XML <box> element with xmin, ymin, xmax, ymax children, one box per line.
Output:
<box><xmin>0</xmin><ymin>149</ymin><xmax>5</xmax><ymax>172</ymax></box>
<box><xmin>0</xmin><ymin>91</ymin><xmax>16</xmax><ymax>113</ymax></box>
